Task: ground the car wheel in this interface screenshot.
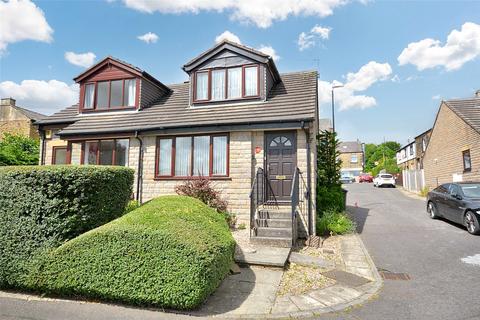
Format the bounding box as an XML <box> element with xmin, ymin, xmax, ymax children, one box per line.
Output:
<box><xmin>427</xmin><ymin>201</ymin><xmax>438</xmax><ymax>219</ymax></box>
<box><xmin>464</xmin><ymin>211</ymin><xmax>480</xmax><ymax>235</ymax></box>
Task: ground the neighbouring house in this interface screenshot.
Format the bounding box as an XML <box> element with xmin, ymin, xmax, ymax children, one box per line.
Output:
<box><xmin>414</xmin><ymin>128</ymin><xmax>432</xmax><ymax>169</ymax></box>
<box><xmin>0</xmin><ymin>98</ymin><xmax>45</xmax><ymax>140</ymax></box>
<box><xmin>423</xmin><ymin>91</ymin><xmax>480</xmax><ymax>189</ymax></box>
<box><xmin>338</xmin><ymin>140</ymin><xmax>364</xmax><ymax>179</ymax></box>
<box><xmin>396</xmin><ymin>141</ymin><xmax>416</xmax><ymax>170</ymax></box>
<box><xmin>35</xmin><ymin>40</ymin><xmax>319</xmax><ymax>245</ymax></box>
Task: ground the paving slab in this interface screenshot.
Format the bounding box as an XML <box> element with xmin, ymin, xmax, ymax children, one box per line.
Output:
<box><xmin>308</xmin><ymin>288</ymin><xmax>347</xmax><ymax>306</ymax></box>
<box><xmin>322</xmin><ymin>269</ymin><xmax>371</xmax><ymax>287</ymax></box>
<box><xmin>289</xmin><ymin>294</ymin><xmax>326</xmax><ymax>310</ymax></box>
<box><xmin>321</xmin><ymin>285</ymin><xmax>363</xmax><ymax>301</ymax></box>
<box><xmin>235</xmin><ymin>246</ymin><xmax>291</xmax><ymax>267</ymax></box>
<box><xmin>288</xmin><ymin>252</ymin><xmax>335</xmax><ymax>269</ymax></box>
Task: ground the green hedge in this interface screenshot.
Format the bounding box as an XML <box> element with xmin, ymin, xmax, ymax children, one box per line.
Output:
<box><xmin>317</xmin><ymin>185</ymin><xmax>346</xmax><ymax>214</ymax></box>
<box><xmin>0</xmin><ymin>165</ymin><xmax>134</xmax><ymax>288</ymax></box>
<box><xmin>26</xmin><ymin>195</ymin><xmax>235</xmax><ymax>310</ymax></box>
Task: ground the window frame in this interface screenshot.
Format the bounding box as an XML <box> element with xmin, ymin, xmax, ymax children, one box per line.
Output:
<box><xmin>192</xmin><ymin>64</ymin><xmax>260</xmax><ymax>104</ymax></box>
<box><xmin>155</xmin><ymin>133</ymin><xmax>230</xmax><ymax>180</ymax></box>
<box><xmin>80</xmin><ymin>138</ymin><xmax>130</xmax><ymax>166</ymax></box>
<box><xmin>52</xmin><ymin>146</ymin><xmax>70</xmax><ymax>165</ymax></box>
<box><xmin>463</xmin><ymin>149</ymin><xmax>472</xmax><ymax>172</ymax></box>
<box><xmin>80</xmin><ymin>78</ymin><xmax>138</xmax><ymax>112</ymax></box>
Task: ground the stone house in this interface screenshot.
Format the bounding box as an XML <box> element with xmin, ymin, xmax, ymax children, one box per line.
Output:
<box><xmin>414</xmin><ymin>128</ymin><xmax>432</xmax><ymax>169</ymax></box>
<box><xmin>36</xmin><ymin>41</ymin><xmax>319</xmax><ymax>246</ymax></box>
<box><xmin>338</xmin><ymin>141</ymin><xmax>364</xmax><ymax>178</ymax></box>
<box><xmin>0</xmin><ymin>98</ymin><xmax>45</xmax><ymax>140</ymax></box>
<box><xmin>423</xmin><ymin>92</ymin><xmax>480</xmax><ymax>189</ymax></box>
<box><xmin>396</xmin><ymin>141</ymin><xmax>416</xmax><ymax>170</ymax></box>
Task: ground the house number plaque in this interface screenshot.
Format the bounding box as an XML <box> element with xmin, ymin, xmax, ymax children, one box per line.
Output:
<box><xmin>276</xmin><ymin>175</ymin><xmax>286</xmax><ymax>180</ymax></box>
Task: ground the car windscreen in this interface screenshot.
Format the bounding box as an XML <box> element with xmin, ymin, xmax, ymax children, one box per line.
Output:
<box><xmin>460</xmin><ymin>184</ymin><xmax>480</xmax><ymax>198</ymax></box>
<box><xmin>380</xmin><ymin>174</ymin><xmax>393</xmax><ymax>179</ymax></box>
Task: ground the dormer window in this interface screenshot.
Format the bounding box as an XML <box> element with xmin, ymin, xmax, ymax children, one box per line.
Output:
<box><xmin>82</xmin><ymin>78</ymin><xmax>137</xmax><ymax>111</ymax></box>
<box><xmin>193</xmin><ymin>64</ymin><xmax>259</xmax><ymax>103</ymax></box>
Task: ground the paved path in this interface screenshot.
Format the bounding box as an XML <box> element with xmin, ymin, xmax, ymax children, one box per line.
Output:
<box><xmin>319</xmin><ymin>183</ymin><xmax>480</xmax><ymax>320</ymax></box>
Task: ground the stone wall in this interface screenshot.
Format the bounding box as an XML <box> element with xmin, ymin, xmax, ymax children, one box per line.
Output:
<box><xmin>423</xmin><ymin>103</ymin><xmax>480</xmax><ymax>189</ymax></box>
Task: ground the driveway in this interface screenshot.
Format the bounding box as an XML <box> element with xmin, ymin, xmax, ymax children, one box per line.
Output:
<box><xmin>321</xmin><ymin>183</ymin><xmax>480</xmax><ymax>320</ymax></box>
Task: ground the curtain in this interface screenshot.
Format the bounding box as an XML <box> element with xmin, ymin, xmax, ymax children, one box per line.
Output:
<box><xmin>175</xmin><ymin>137</ymin><xmax>191</xmax><ymax>176</ymax></box>
<box><xmin>228</xmin><ymin>68</ymin><xmax>241</xmax><ymax>99</ymax></box>
<box><xmin>193</xmin><ymin>136</ymin><xmax>210</xmax><ymax>176</ymax></box>
<box><xmin>212</xmin><ymin>136</ymin><xmax>227</xmax><ymax>175</ymax></box>
<box><xmin>211</xmin><ymin>70</ymin><xmax>225</xmax><ymax>100</ymax></box>
<box><xmin>124</xmin><ymin>79</ymin><xmax>136</xmax><ymax>106</ymax></box>
<box><xmin>245</xmin><ymin>66</ymin><xmax>258</xmax><ymax>96</ymax></box>
<box><xmin>158</xmin><ymin>139</ymin><xmax>172</xmax><ymax>175</ymax></box>
<box><xmin>196</xmin><ymin>72</ymin><xmax>208</xmax><ymax>100</ymax></box>
<box><xmin>84</xmin><ymin>84</ymin><xmax>94</xmax><ymax>108</ymax></box>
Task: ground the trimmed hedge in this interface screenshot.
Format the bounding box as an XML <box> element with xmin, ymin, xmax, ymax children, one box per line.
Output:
<box><xmin>26</xmin><ymin>195</ymin><xmax>235</xmax><ymax>310</ymax></box>
<box><xmin>0</xmin><ymin>165</ymin><xmax>134</xmax><ymax>288</ymax></box>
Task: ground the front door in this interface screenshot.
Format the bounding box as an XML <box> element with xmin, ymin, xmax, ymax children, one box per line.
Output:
<box><xmin>265</xmin><ymin>131</ymin><xmax>296</xmax><ymax>202</ymax></box>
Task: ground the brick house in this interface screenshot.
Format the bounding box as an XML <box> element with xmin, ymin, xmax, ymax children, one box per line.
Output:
<box><xmin>0</xmin><ymin>98</ymin><xmax>45</xmax><ymax>140</ymax></box>
<box><xmin>423</xmin><ymin>93</ymin><xmax>480</xmax><ymax>189</ymax></box>
<box><xmin>414</xmin><ymin>128</ymin><xmax>432</xmax><ymax>169</ymax></box>
<box><xmin>338</xmin><ymin>141</ymin><xmax>364</xmax><ymax>179</ymax></box>
<box><xmin>396</xmin><ymin>141</ymin><xmax>416</xmax><ymax>170</ymax></box>
<box><xmin>35</xmin><ymin>41</ymin><xmax>319</xmax><ymax>245</ymax></box>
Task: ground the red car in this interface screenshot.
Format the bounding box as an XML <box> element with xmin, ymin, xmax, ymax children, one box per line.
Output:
<box><xmin>359</xmin><ymin>174</ymin><xmax>373</xmax><ymax>183</ymax></box>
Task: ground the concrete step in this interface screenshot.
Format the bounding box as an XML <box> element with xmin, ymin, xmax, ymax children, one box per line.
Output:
<box><xmin>256</xmin><ymin>218</ymin><xmax>291</xmax><ymax>228</ymax></box>
<box><xmin>258</xmin><ymin>209</ymin><xmax>291</xmax><ymax>220</ymax></box>
<box><xmin>250</xmin><ymin>236</ymin><xmax>292</xmax><ymax>248</ymax></box>
<box><xmin>256</xmin><ymin>227</ymin><xmax>292</xmax><ymax>238</ymax></box>
<box><xmin>234</xmin><ymin>246</ymin><xmax>291</xmax><ymax>267</ymax></box>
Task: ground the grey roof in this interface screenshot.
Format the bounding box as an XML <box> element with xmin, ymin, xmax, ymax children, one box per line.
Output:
<box><xmin>35</xmin><ymin>105</ymin><xmax>78</xmax><ymax>125</ymax></box>
<box><xmin>37</xmin><ymin>71</ymin><xmax>318</xmax><ymax>136</ymax></box>
<box><xmin>319</xmin><ymin>118</ymin><xmax>332</xmax><ymax>131</ymax></box>
<box><xmin>338</xmin><ymin>141</ymin><xmax>363</xmax><ymax>153</ymax></box>
<box><xmin>444</xmin><ymin>97</ymin><xmax>480</xmax><ymax>133</ymax></box>
<box><xmin>14</xmin><ymin>106</ymin><xmax>46</xmax><ymax>121</ymax></box>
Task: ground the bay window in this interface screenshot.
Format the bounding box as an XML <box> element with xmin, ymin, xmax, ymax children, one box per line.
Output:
<box><xmin>193</xmin><ymin>64</ymin><xmax>259</xmax><ymax>103</ymax></box>
<box><xmin>82</xmin><ymin>78</ymin><xmax>137</xmax><ymax>111</ymax></box>
<box><xmin>156</xmin><ymin>134</ymin><xmax>229</xmax><ymax>178</ymax></box>
<box><xmin>82</xmin><ymin>139</ymin><xmax>129</xmax><ymax>166</ymax></box>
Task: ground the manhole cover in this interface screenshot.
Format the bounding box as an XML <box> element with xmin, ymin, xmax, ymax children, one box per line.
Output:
<box><xmin>378</xmin><ymin>269</ymin><xmax>411</xmax><ymax>280</ymax></box>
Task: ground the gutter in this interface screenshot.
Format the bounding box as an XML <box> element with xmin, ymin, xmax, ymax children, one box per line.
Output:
<box><xmin>134</xmin><ymin>131</ymin><xmax>143</xmax><ymax>204</ymax></box>
<box><xmin>301</xmin><ymin>121</ymin><xmax>313</xmax><ymax>236</ymax></box>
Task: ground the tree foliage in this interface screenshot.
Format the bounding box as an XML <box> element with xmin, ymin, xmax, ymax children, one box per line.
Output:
<box><xmin>364</xmin><ymin>141</ymin><xmax>401</xmax><ymax>175</ymax></box>
<box><xmin>0</xmin><ymin>133</ymin><xmax>39</xmax><ymax>166</ymax></box>
<box><xmin>316</xmin><ymin>130</ymin><xmax>342</xmax><ymax>187</ymax></box>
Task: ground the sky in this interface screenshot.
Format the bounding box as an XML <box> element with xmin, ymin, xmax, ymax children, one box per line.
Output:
<box><xmin>0</xmin><ymin>0</ymin><xmax>479</xmax><ymax>146</ymax></box>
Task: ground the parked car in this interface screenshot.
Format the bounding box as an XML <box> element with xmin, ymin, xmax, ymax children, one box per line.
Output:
<box><xmin>340</xmin><ymin>175</ymin><xmax>355</xmax><ymax>184</ymax></box>
<box><xmin>359</xmin><ymin>174</ymin><xmax>373</xmax><ymax>183</ymax></box>
<box><xmin>427</xmin><ymin>182</ymin><xmax>480</xmax><ymax>235</ymax></box>
<box><xmin>373</xmin><ymin>174</ymin><xmax>396</xmax><ymax>187</ymax></box>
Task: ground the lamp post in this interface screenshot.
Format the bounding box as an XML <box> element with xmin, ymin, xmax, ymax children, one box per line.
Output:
<box><xmin>331</xmin><ymin>85</ymin><xmax>344</xmax><ymax>133</ymax></box>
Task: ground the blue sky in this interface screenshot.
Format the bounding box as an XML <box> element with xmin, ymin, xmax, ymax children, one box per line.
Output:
<box><xmin>0</xmin><ymin>0</ymin><xmax>479</xmax><ymax>145</ymax></box>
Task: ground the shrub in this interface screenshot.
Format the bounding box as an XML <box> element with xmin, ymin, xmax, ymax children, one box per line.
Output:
<box><xmin>26</xmin><ymin>196</ymin><xmax>235</xmax><ymax>310</ymax></box>
<box><xmin>316</xmin><ymin>208</ymin><xmax>356</xmax><ymax>236</ymax></box>
<box><xmin>125</xmin><ymin>200</ymin><xmax>140</xmax><ymax>213</ymax></box>
<box><xmin>0</xmin><ymin>133</ymin><xmax>39</xmax><ymax>165</ymax></box>
<box><xmin>420</xmin><ymin>186</ymin><xmax>429</xmax><ymax>197</ymax></box>
<box><xmin>0</xmin><ymin>165</ymin><xmax>134</xmax><ymax>289</ymax></box>
<box><xmin>317</xmin><ymin>185</ymin><xmax>345</xmax><ymax>213</ymax></box>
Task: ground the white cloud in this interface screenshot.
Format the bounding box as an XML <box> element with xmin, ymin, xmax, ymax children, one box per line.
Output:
<box><xmin>137</xmin><ymin>32</ymin><xmax>159</xmax><ymax>44</ymax></box>
<box><xmin>318</xmin><ymin>61</ymin><xmax>392</xmax><ymax>111</ymax></box>
<box><xmin>215</xmin><ymin>30</ymin><xmax>241</xmax><ymax>44</ymax></box>
<box><xmin>432</xmin><ymin>94</ymin><xmax>441</xmax><ymax>100</ymax></box>
<box><xmin>257</xmin><ymin>45</ymin><xmax>280</xmax><ymax>61</ymax></box>
<box><xmin>298</xmin><ymin>24</ymin><xmax>331</xmax><ymax>51</ymax></box>
<box><xmin>120</xmin><ymin>0</ymin><xmax>349</xmax><ymax>28</ymax></box>
<box><xmin>398</xmin><ymin>22</ymin><xmax>480</xmax><ymax>71</ymax></box>
<box><xmin>64</xmin><ymin>51</ymin><xmax>96</xmax><ymax>68</ymax></box>
<box><xmin>0</xmin><ymin>80</ymin><xmax>78</xmax><ymax>114</ymax></box>
<box><xmin>0</xmin><ymin>0</ymin><xmax>53</xmax><ymax>54</ymax></box>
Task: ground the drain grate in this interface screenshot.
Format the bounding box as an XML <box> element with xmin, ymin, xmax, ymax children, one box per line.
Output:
<box><xmin>378</xmin><ymin>268</ymin><xmax>411</xmax><ymax>280</ymax></box>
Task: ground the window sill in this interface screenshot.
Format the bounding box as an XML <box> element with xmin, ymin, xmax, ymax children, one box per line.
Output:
<box><xmin>154</xmin><ymin>176</ymin><xmax>231</xmax><ymax>181</ymax></box>
<box><xmin>80</xmin><ymin>107</ymin><xmax>137</xmax><ymax>114</ymax></box>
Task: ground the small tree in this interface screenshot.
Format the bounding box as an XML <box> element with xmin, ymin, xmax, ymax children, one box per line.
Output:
<box><xmin>0</xmin><ymin>133</ymin><xmax>39</xmax><ymax>166</ymax></box>
<box><xmin>316</xmin><ymin>130</ymin><xmax>342</xmax><ymax>187</ymax></box>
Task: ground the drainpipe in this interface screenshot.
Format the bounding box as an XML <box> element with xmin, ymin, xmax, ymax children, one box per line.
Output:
<box><xmin>302</xmin><ymin>122</ymin><xmax>313</xmax><ymax>236</ymax></box>
<box><xmin>134</xmin><ymin>131</ymin><xmax>143</xmax><ymax>204</ymax></box>
<box><xmin>39</xmin><ymin>128</ymin><xmax>46</xmax><ymax>165</ymax></box>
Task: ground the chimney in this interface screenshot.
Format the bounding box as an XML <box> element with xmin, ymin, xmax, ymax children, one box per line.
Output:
<box><xmin>475</xmin><ymin>90</ymin><xmax>480</xmax><ymax>98</ymax></box>
<box><xmin>1</xmin><ymin>98</ymin><xmax>16</xmax><ymax>107</ymax></box>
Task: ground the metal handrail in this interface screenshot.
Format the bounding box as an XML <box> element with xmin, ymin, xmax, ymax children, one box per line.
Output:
<box><xmin>290</xmin><ymin>167</ymin><xmax>310</xmax><ymax>245</ymax></box>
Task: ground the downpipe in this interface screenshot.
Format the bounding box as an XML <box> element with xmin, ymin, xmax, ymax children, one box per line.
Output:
<box><xmin>134</xmin><ymin>131</ymin><xmax>143</xmax><ymax>204</ymax></box>
<box><xmin>302</xmin><ymin>123</ymin><xmax>313</xmax><ymax>236</ymax></box>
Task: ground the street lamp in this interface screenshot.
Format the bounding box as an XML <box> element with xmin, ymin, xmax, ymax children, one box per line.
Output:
<box><xmin>331</xmin><ymin>85</ymin><xmax>344</xmax><ymax>132</ymax></box>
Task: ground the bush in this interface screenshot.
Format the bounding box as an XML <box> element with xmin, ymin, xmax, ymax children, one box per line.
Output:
<box><xmin>316</xmin><ymin>208</ymin><xmax>356</xmax><ymax>236</ymax></box>
<box><xmin>0</xmin><ymin>133</ymin><xmax>39</xmax><ymax>165</ymax></box>
<box><xmin>125</xmin><ymin>200</ymin><xmax>140</xmax><ymax>213</ymax></box>
<box><xmin>317</xmin><ymin>185</ymin><xmax>345</xmax><ymax>213</ymax></box>
<box><xmin>0</xmin><ymin>165</ymin><xmax>134</xmax><ymax>289</ymax></box>
<box><xmin>26</xmin><ymin>196</ymin><xmax>235</xmax><ymax>310</ymax></box>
